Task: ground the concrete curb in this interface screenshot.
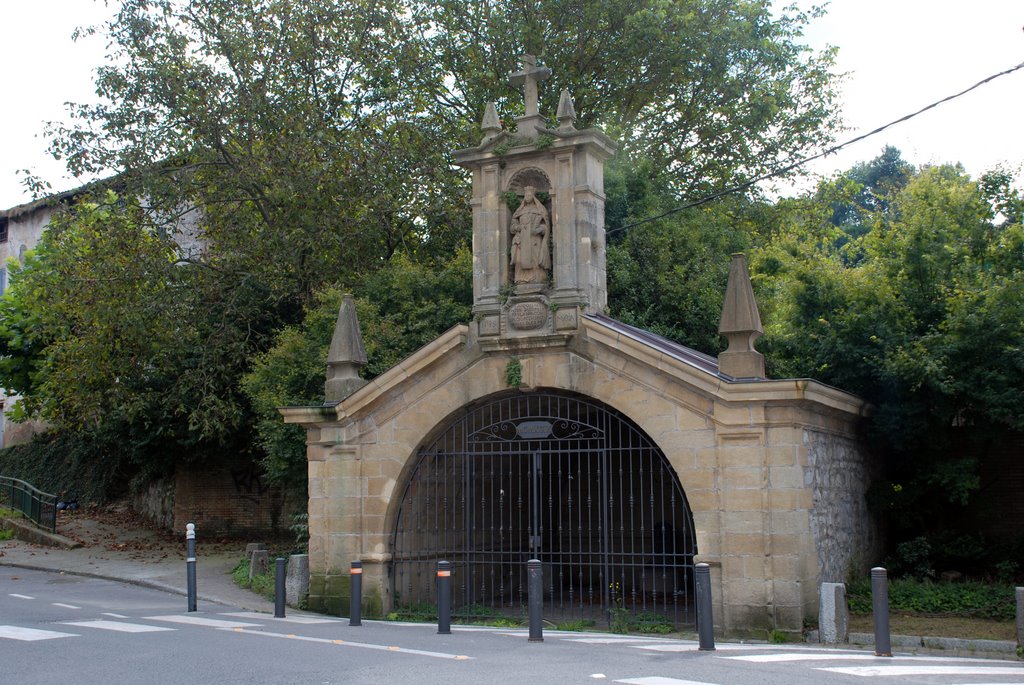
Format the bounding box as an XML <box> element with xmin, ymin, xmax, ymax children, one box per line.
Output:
<box><xmin>2</xmin><ymin>518</ymin><xmax>81</xmax><ymax>549</ymax></box>
<box><xmin>847</xmin><ymin>631</ymin><xmax>1018</xmax><ymax>657</ymax></box>
<box><xmin>0</xmin><ymin>559</ymin><xmax>238</xmax><ymax>607</ymax></box>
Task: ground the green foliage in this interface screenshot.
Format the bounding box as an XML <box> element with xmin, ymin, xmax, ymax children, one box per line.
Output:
<box><xmin>846</xmin><ymin>578</ymin><xmax>1016</xmax><ymax>621</ymax></box>
<box><xmin>388</xmin><ymin>602</ymin><xmax>438</xmax><ymax>622</ymax></box>
<box><xmin>241</xmin><ymin>249</ymin><xmax>472</xmax><ymax>488</ymax></box>
<box><xmin>0</xmin><ymin>528</ymin><xmax>12</xmax><ymax>542</ymax></box>
<box><xmin>504</xmin><ymin>357</ymin><xmax>523</xmax><ymax>388</ymax></box>
<box><xmin>755</xmin><ymin>156</ymin><xmax>1024</xmax><ymax>556</ymax></box>
<box><xmin>554</xmin><ymin>618</ymin><xmax>596</xmax><ymax>631</ymax></box>
<box><xmin>231</xmin><ymin>557</ymin><xmax>279</xmax><ymax>601</ymax></box>
<box><xmin>0</xmin><ymin>430</ymin><xmax>129</xmax><ymax>503</ymax></box>
<box><xmin>606</xmin><ymin>157</ymin><xmax>755</xmax><ymax>353</ymax></box>
<box><xmin>769</xmin><ymin>629</ymin><xmax>789</xmax><ymax>644</ymax></box>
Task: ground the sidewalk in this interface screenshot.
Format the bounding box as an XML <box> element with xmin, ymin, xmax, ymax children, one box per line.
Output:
<box><xmin>0</xmin><ymin>507</ymin><xmax>276</xmax><ymax>614</ymax></box>
<box><xmin>2</xmin><ymin>509</ymin><xmax>1020</xmax><ymax>659</ymax></box>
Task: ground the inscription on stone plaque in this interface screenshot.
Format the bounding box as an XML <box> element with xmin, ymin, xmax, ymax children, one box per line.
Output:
<box><xmin>516</xmin><ymin>421</ymin><xmax>553</xmax><ymax>440</ymax></box>
<box><xmin>508</xmin><ymin>301</ymin><xmax>548</xmax><ymax>330</ymax></box>
<box><xmin>478</xmin><ymin>314</ymin><xmax>500</xmax><ymax>336</ymax></box>
<box><xmin>555</xmin><ymin>306</ymin><xmax>578</xmax><ymax>331</ymax></box>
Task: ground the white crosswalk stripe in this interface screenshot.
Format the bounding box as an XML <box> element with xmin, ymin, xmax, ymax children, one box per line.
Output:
<box><xmin>0</xmin><ymin>625</ymin><xmax>78</xmax><ymax>641</ymax></box>
<box><xmin>144</xmin><ymin>615</ymin><xmax>263</xmax><ymax>629</ymax></box>
<box><xmin>220</xmin><ymin>611</ymin><xmax>342</xmax><ymax>624</ymax></box>
<box><xmin>8</xmin><ymin>593</ymin><xmax>35</xmax><ymax>600</ymax></box>
<box><xmin>819</xmin><ymin>665</ymin><xmax>1024</xmax><ymax>678</ymax></box>
<box><xmin>62</xmin><ymin>620</ymin><xmax>176</xmax><ymax>633</ymax></box>
<box><xmin>52</xmin><ymin>602</ymin><xmax>81</xmax><ymax>609</ymax></box>
<box><xmin>615</xmin><ymin>678</ymin><xmax>719</xmax><ymax>685</ymax></box>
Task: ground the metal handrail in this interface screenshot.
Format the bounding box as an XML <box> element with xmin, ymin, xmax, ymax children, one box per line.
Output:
<box><xmin>0</xmin><ymin>475</ymin><xmax>57</xmax><ymax>532</ymax></box>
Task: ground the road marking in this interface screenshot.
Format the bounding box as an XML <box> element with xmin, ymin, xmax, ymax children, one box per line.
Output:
<box><xmin>62</xmin><ymin>620</ymin><xmax>176</xmax><ymax>633</ymax></box>
<box><xmin>52</xmin><ymin>602</ymin><xmax>81</xmax><ymax>609</ymax></box>
<box><xmin>725</xmin><ymin>653</ymin><xmax>882</xmax><ymax>662</ymax></box>
<box><xmin>8</xmin><ymin>593</ymin><xmax>35</xmax><ymax>600</ymax></box>
<box><xmin>102</xmin><ymin>613</ymin><xmax>129</xmax><ymax>618</ymax></box>
<box><xmin>725</xmin><ymin>653</ymin><xmax>1002</xmax><ymax>664</ymax></box>
<box><xmin>145</xmin><ymin>615</ymin><xmax>263</xmax><ymax>629</ymax></box>
<box><xmin>221</xmin><ymin>611</ymin><xmax>342</xmax><ymax>624</ymax></box>
<box><xmin>818</xmin><ymin>666</ymin><xmax>1024</xmax><ymax>677</ymax></box>
<box><xmin>615</xmin><ymin>678</ymin><xmax>720</xmax><ymax>685</ymax></box>
<box><xmin>630</xmin><ymin>644</ymin><xmax>696</xmax><ymax>652</ymax></box>
<box><xmin>569</xmin><ymin>637</ymin><xmax>667</xmax><ymax>644</ymax></box>
<box><xmin>229</xmin><ymin>627</ymin><xmax>473</xmax><ymax>660</ymax></box>
<box><xmin>0</xmin><ymin>625</ymin><xmax>78</xmax><ymax>641</ymax></box>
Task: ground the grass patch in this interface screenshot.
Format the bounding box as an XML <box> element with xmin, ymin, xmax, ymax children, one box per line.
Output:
<box><xmin>847</xmin><ymin>578</ymin><xmax>1016</xmax><ymax>621</ymax></box>
<box><xmin>231</xmin><ymin>557</ymin><xmax>279</xmax><ymax>600</ymax></box>
<box><xmin>0</xmin><ymin>528</ymin><xmax>12</xmax><ymax>542</ymax></box>
<box><xmin>0</xmin><ymin>506</ymin><xmax>22</xmax><ymax>518</ymax></box>
<box><xmin>555</xmin><ymin>618</ymin><xmax>597</xmax><ymax>631</ymax></box>
<box><xmin>848</xmin><ymin>613</ymin><xmax>1015</xmax><ymax>641</ymax></box>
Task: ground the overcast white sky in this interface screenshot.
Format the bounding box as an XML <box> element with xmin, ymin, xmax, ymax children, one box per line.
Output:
<box><xmin>1</xmin><ymin>1</ymin><xmax>1022</xmax><ymax>209</ymax></box>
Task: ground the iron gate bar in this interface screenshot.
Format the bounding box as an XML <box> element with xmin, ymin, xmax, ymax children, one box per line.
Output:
<box><xmin>391</xmin><ymin>391</ymin><xmax>696</xmax><ymax>628</ymax></box>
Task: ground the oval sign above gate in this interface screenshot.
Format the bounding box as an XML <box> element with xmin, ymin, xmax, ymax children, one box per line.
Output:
<box><xmin>516</xmin><ymin>420</ymin><xmax>553</xmax><ymax>439</ymax></box>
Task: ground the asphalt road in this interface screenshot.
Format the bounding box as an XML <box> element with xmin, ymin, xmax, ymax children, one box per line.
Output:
<box><xmin>2</xmin><ymin>568</ymin><xmax>1022</xmax><ymax>685</ymax></box>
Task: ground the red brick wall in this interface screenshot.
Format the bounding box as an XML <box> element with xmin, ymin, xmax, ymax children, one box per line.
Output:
<box><xmin>173</xmin><ymin>459</ymin><xmax>294</xmax><ymax>537</ymax></box>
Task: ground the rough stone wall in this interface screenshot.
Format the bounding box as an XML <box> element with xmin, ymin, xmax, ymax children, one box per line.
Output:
<box><xmin>129</xmin><ymin>477</ymin><xmax>175</xmax><ymax>530</ymax></box>
<box><xmin>805</xmin><ymin>429</ymin><xmax>875</xmax><ymax>583</ymax></box>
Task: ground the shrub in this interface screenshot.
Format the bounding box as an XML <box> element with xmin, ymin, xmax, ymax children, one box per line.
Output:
<box><xmin>847</xmin><ymin>578</ymin><xmax>1015</xmax><ymax>621</ymax></box>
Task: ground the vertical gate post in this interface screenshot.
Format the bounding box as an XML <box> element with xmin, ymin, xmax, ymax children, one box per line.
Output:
<box><xmin>437</xmin><ymin>560</ymin><xmax>452</xmax><ymax>635</ymax></box>
<box><xmin>185</xmin><ymin>523</ymin><xmax>197</xmax><ymax>612</ymax></box>
<box><xmin>350</xmin><ymin>560</ymin><xmax>363</xmax><ymax>626</ymax></box>
<box><xmin>527</xmin><ymin>559</ymin><xmax>544</xmax><ymax>642</ymax></box>
<box><xmin>695</xmin><ymin>563</ymin><xmax>715</xmax><ymax>651</ymax></box>
<box><xmin>1016</xmin><ymin>586</ymin><xmax>1024</xmax><ymax>648</ymax></box>
<box><xmin>871</xmin><ymin>567</ymin><xmax>892</xmax><ymax>657</ymax></box>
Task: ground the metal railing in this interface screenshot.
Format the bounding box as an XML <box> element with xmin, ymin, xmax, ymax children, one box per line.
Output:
<box><xmin>0</xmin><ymin>476</ymin><xmax>57</xmax><ymax>532</ymax></box>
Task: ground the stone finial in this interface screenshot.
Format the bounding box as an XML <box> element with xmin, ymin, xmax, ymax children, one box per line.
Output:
<box><xmin>556</xmin><ymin>88</ymin><xmax>577</xmax><ymax>131</ymax></box>
<box><xmin>718</xmin><ymin>253</ymin><xmax>765</xmax><ymax>379</ymax></box>
<box><xmin>481</xmin><ymin>101</ymin><xmax>502</xmax><ymax>142</ymax></box>
<box><xmin>325</xmin><ymin>294</ymin><xmax>369</xmax><ymax>401</ymax></box>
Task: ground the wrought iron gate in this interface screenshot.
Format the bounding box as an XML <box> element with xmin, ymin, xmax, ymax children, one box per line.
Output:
<box><xmin>390</xmin><ymin>392</ymin><xmax>697</xmax><ymax>628</ymax></box>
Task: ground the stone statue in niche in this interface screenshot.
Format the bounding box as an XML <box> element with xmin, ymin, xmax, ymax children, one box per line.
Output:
<box><xmin>509</xmin><ymin>186</ymin><xmax>550</xmax><ymax>284</ymax></box>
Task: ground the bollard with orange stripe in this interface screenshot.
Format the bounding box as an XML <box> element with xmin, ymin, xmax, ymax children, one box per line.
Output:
<box><xmin>437</xmin><ymin>560</ymin><xmax>452</xmax><ymax>635</ymax></box>
<box><xmin>349</xmin><ymin>560</ymin><xmax>363</xmax><ymax>626</ymax></box>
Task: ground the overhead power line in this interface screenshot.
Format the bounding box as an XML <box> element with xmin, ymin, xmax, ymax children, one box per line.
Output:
<box><xmin>608</xmin><ymin>60</ymin><xmax>1024</xmax><ymax>237</ymax></box>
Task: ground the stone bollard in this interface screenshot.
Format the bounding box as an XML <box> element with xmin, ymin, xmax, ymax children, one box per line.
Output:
<box><xmin>249</xmin><ymin>549</ymin><xmax>270</xmax><ymax>580</ymax></box>
<box><xmin>1016</xmin><ymin>587</ymin><xmax>1023</xmax><ymax>648</ymax></box>
<box><xmin>285</xmin><ymin>554</ymin><xmax>310</xmax><ymax>607</ymax></box>
<box><xmin>819</xmin><ymin>582</ymin><xmax>849</xmax><ymax>644</ymax></box>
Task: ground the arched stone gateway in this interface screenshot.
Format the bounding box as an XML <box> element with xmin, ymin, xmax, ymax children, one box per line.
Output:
<box><xmin>280</xmin><ymin>57</ymin><xmax>875</xmax><ymax>636</ymax></box>
<box><xmin>392</xmin><ymin>390</ymin><xmax>697</xmax><ymax>628</ymax></box>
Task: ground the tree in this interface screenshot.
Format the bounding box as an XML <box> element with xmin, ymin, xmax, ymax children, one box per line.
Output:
<box><xmin>13</xmin><ymin>0</ymin><xmax>841</xmax><ymax>496</ymax></box>
<box><xmin>755</xmin><ymin>161</ymin><xmax>1024</xmax><ymax>566</ymax></box>
<box><xmin>242</xmin><ymin>248</ymin><xmax>473</xmax><ymax>488</ymax></box>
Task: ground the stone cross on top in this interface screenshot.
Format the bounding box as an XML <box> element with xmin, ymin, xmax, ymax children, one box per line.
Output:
<box><xmin>510</xmin><ymin>54</ymin><xmax>551</xmax><ymax>137</ymax></box>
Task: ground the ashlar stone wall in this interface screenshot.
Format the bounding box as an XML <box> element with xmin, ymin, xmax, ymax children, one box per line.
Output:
<box><xmin>283</xmin><ymin>316</ymin><xmax>868</xmax><ymax>635</ymax></box>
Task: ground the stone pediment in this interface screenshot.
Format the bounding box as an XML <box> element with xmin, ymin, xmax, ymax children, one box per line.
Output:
<box><xmin>280</xmin><ymin>315</ymin><xmax>865</xmax><ymax>432</ymax></box>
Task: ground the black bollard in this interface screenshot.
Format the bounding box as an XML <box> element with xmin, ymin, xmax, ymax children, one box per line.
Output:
<box><xmin>437</xmin><ymin>560</ymin><xmax>452</xmax><ymax>635</ymax></box>
<box><xmin>274</xmin><ymin>557</ymin><xmax>287</xmax><ymax>618</ymax></box>
<box><xmin>185</xmin><ymin>522</ymin><xmax>197</xmax><ymax>612</ymax></box>
<box><xmin>871</xmin><ymin>567</ymin><xmax>892</xmax><ymax>657</ymax></box>
<box><xmin>350</xmin><ymin>560</ymin><xmax>363</xmax><ymax>627</ymax></box>
<box><xmin>527</xmin><ymin>559</ymin><xmax>543</xmax><ymax>642</ymax></box>
<box><xmin>695</xmin><ymin>562</ymin><xmax>715</xmax><ymax>651</ymax></box>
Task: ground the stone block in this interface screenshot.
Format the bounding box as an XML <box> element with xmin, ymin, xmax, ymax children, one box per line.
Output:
<box><xmin>721</xmin><ymin>467</ymin><xmax>765</xmax><ymax>489</ymax></box>
<box><xmin>245</xmin><ymin>542</ymin><xmax>267</xmax><ymax>554</ymax></box>
<box><xmin>818</xmin><ymin>582</ymin><xmax>848</xmax><ymax>644</ymax></box>
<box><xmin>286</xmin><ymin>554</ymin><xmax>310</xmax><ymax>607</ymax></box>
<box><xmin>769</xmin><ymin>465</ymin><xmax>805</xmax><ymax>489</ymax></box>
<box><xmin>722</xmin><ymin>488</ymin><xmax>764</xmax><ymax>511</ymax></box>
<box><xmin>249</xmin><ymin>549</ymin><xmax>269</xmax><ymax>579</ymax></box>
<box><xmin>719</xmin><ymin>445</ymin><xmax>764</xmax><ymax>469</ymax></box>
<box><xmin>721</xmin><ymin>511</ymin><xmax>765</xmax><ymax>535</ymax></box>
<box><xmin>1017</xmin><ymin>587</ymin><xmax>1023</xmax><ymax>646</ymax></box>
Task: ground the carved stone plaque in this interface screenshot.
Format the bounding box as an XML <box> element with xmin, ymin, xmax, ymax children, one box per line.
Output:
<box><xmin>478</xmin><ymin>314</ymin><xmax>500</xmax><ymax>337</ymax></box>
<box><xmin>508</xmin><ymin>301</ymin><xmax>548</xmax><ymax>331</ymax></box>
